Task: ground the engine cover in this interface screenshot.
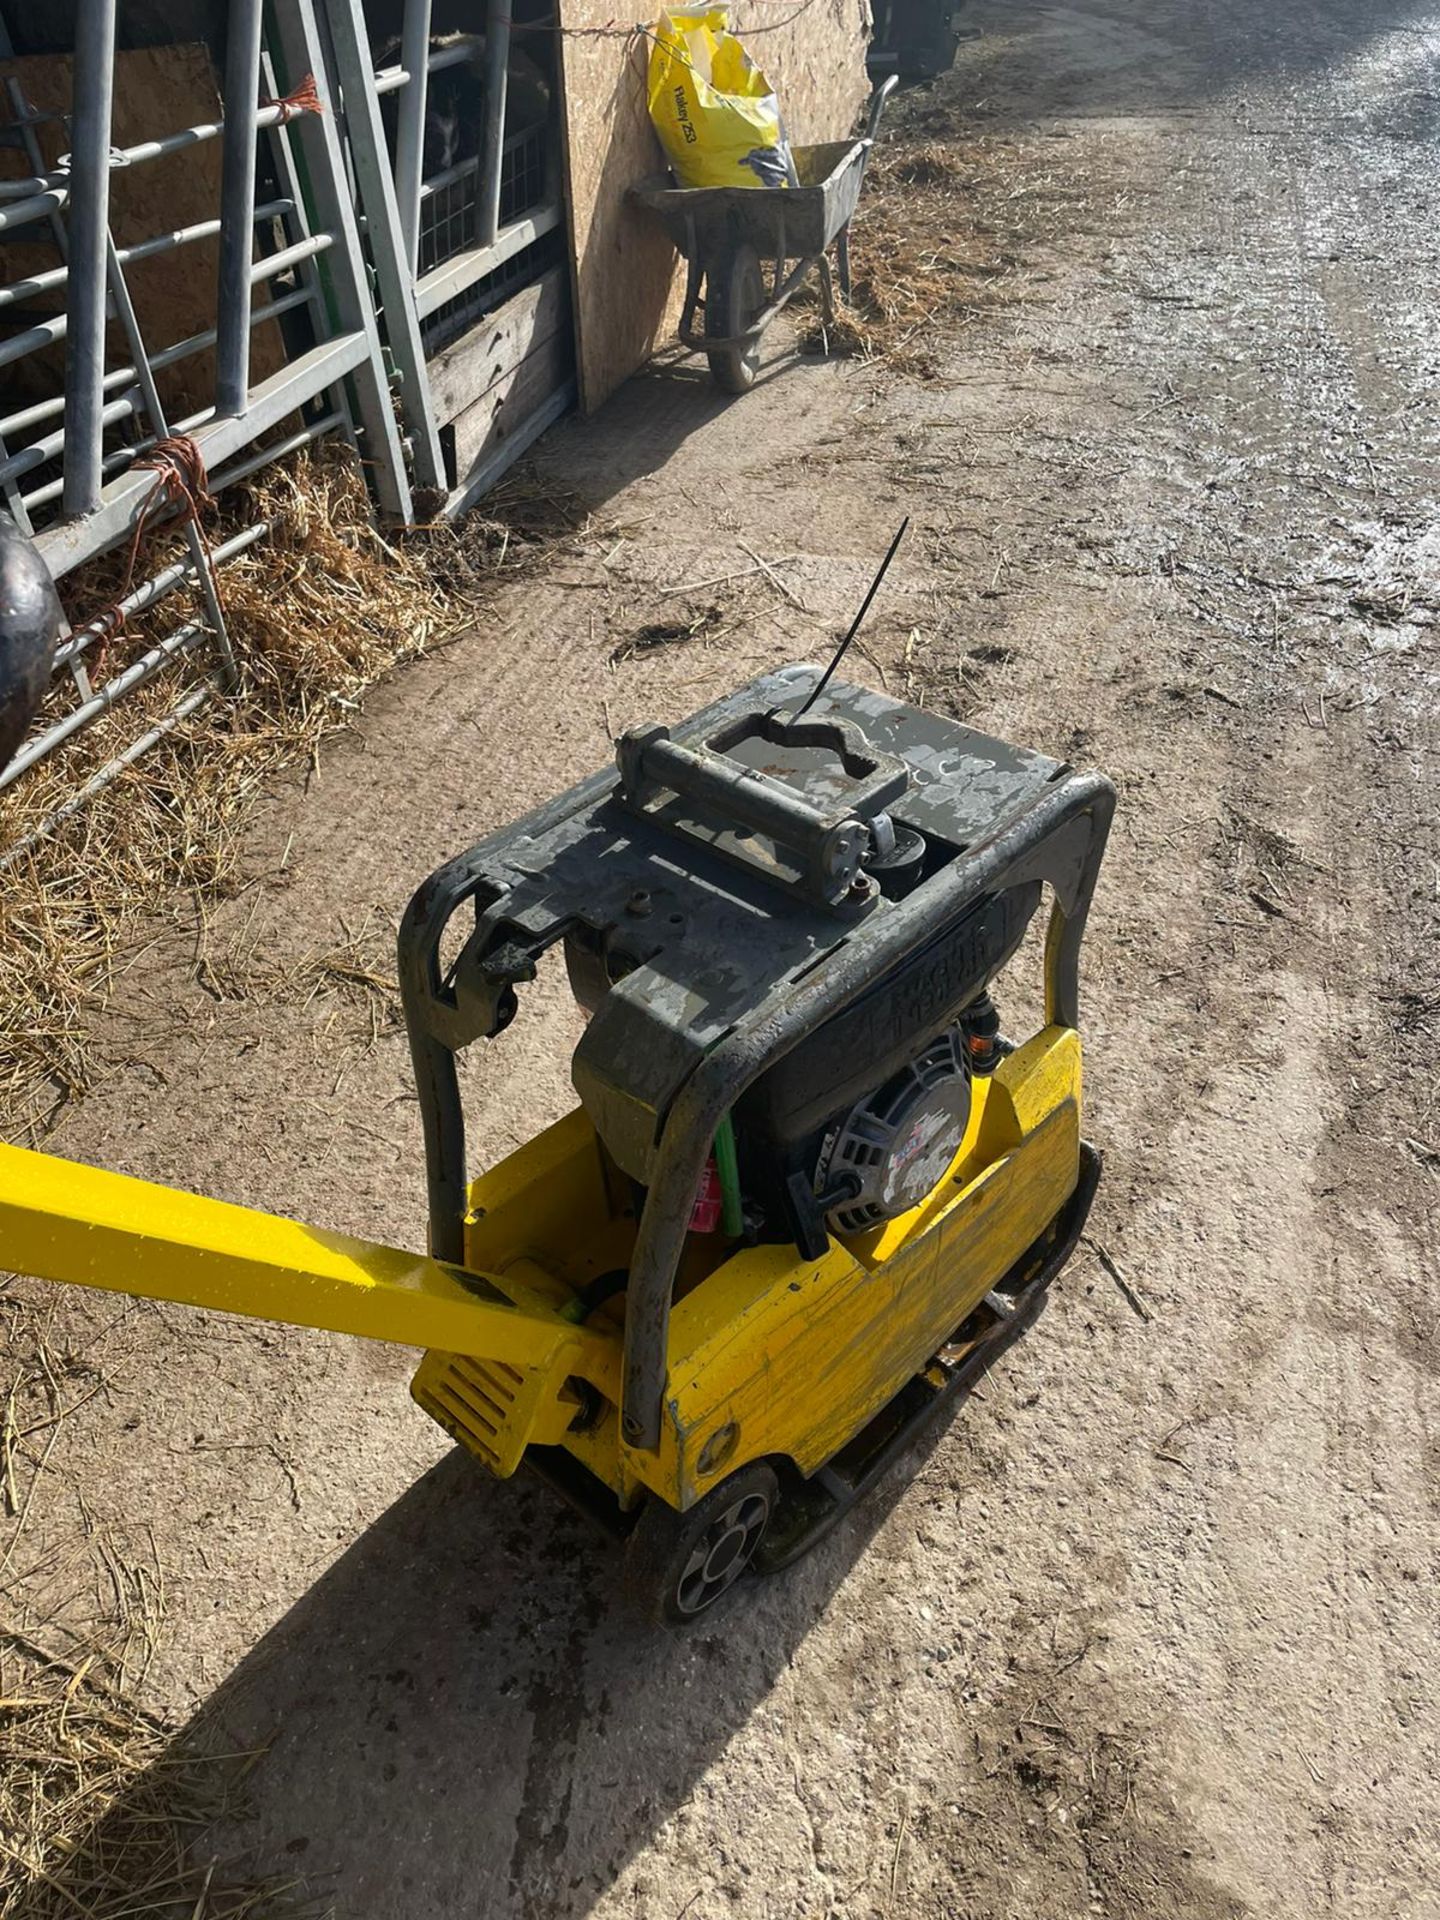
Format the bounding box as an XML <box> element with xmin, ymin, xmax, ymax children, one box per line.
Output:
<box><xmin>814</xmin><ymin>1028</ymin><xmax>971</xmax><ymax>1235</ymax></box>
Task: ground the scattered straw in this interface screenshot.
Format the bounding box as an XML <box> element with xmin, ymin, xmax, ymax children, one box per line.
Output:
<box><xmin>0</xmin><ymin>444</ymin><xmax>587</xmax><ymax>1912</ymax></box>
<box><xmin>0</xmin><ymin>1243</ymin><xmax>325</xmax><ymax>1916</ymax></box>
<box><xmin>0</xmin><ymin>1626</ymin><xmax>323</xmax><ymax>1919</ymax></box>
<box><xmin>798</xmin><ymin>109</ymin><xmax>1021</xmax><ymax>370</ymax></box>
<box><xmin>0</xmin><ymin>442</ymin><xmax>566</xmax><ymax>1141</ymax></box>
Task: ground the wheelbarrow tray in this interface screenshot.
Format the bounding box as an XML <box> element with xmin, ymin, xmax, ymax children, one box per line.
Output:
<box><xmin>632</xmin><ymin>139</ymin><xmax>867</xmax><ymax>262</ymax></box>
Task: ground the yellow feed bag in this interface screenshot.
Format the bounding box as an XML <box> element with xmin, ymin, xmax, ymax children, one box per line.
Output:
<box><xmin>647</xmin><ymin>9</ymin><xmax>795</xmax><ymax>190</ymax></box>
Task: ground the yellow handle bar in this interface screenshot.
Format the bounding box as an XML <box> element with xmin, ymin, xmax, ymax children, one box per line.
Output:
<box><xmin>0</xmin><ymin>1142</ymin><xmax>604</xmax><ymax>1378</ymax></box>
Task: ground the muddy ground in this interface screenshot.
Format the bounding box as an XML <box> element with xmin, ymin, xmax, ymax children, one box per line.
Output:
<box><xmin>8</xmin><ymin>0</ymin><xmax>1440</xmax><ymax>1914</ymax></box>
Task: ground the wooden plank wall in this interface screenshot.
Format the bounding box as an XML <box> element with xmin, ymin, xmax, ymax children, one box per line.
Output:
<box><xmin>556</xmin><ymin>0</ymin><xmax>871</xmax><ymax>413</ymax></box>
<box><xmin>431</xmin><ymin>265</ymin><xmax>572</xmax><ymax>484</ymax></box>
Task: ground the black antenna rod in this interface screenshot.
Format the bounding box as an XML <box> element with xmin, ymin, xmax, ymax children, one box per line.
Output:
<box><xmin>794</xmin><ymin>517</ymin><xmax>910</xmax><ymax>718</ymax></box>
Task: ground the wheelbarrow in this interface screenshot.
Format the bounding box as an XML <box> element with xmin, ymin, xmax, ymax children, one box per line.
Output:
<box><xmin>631</xmin><ymin>76</ymin><xmax>897</xmax><ymax>394</ymax></box>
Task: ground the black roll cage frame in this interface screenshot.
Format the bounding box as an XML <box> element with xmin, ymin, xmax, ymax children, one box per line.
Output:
<box><xmin>398</xmin><ymin>766</ymin><xmax>1114</xmax><ymax>1453</ymax></box>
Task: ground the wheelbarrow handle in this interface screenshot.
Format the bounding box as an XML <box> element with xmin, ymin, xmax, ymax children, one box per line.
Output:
<box><xmin>865</xmin><ymin>73</ymin><xmax>899</xmax><ymax>145</ymax></box>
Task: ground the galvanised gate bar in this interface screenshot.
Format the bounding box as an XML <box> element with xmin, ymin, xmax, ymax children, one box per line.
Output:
<box><xmin>0</xmin><ymin>0</ymin><xmax>571</xmax><ymax>850</ymax></box>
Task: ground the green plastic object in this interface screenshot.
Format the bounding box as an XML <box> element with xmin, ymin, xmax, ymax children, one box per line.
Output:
<box><xmin>713</xmin><ymin>1113</ymin><xmax>745</xmax><ymax>1240</ymax></box>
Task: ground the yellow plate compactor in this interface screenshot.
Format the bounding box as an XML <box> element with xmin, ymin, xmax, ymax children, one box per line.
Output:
<box><xmin>0</xmin><ymin>528</ymin><xmax>1113</xmax><ymax>1624</ymax></box>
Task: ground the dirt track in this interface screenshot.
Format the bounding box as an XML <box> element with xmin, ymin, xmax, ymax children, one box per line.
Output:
<box><xmin>13</xmin><ymin>1</ymin><xmax>1440</xmax><ymax>1914</ymax></box>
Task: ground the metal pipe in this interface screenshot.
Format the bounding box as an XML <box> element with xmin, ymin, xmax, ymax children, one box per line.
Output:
<box><xmin>418</xmin><ymin>152</ymin><xmax>477</xmax><ymax>201</ymax></box>
<box><xmin>110</xmin><ymin>100</ymin><xmax>322</xmax><ymax>167</ymax></box>
<box><xmin>21</xmin><ymin>329</ymin><xmax>363</xmax><ymax>520</ymax></box>
<box><xmin>105</xmin><ymin>232</ymin><xmax>238</xmax><ymax>684</ymax></box>
<box><xmin>345</xmin><ymin>28</ymin><xmax>479</xmax><ymax>100</ymax></box>
<box><xmin>215</xmin><ymin>0</ymin><xmax>265</xmax><ymax>416</ymax></box>
<box><xmin>396</xmin><ymin>0</ymin><xmax>434</xmax><ymax>274</ymax></box>
<box><xmin>209</xmin><ymin>411</ymin><xmax>343</xmax><ymax>491</ymax></box>
<box><xmin>4</xmin><ymin>383</ymin><xmax>123</xmax><ymax>439</ymax></box>
<box><xmin>0</xmin><ymin>101</ymin><xmax>320</xmax><ymax>214</ymax></box>
<box><xmin>249</xmin><ymin>230</ymin><xmax>333</xmax><ymax>284</ymax></box>
<box><xmin>23</xmin><ymin>420</ymin><xmax>191</xmax><ymax>513</ymax></box>
<box><xmin>0</xmin><ymin>470</ymin><xmax>34</xmax><ymax>539</ymax></box>
<box><xmin>0</xmin><ymin>318</ymin><xmax>67</xmax><ymax>375</ymax></box>
<box><xmin>428</xmin><ymin>35</ymin><xmax>483</xmax><ymax>71</ymax></box>
<box><xmin>124</xmin><ymin>201</ymin><xmax>294</xmax><ymax>268</ymax></box>
<box><xmin>0</xmin><ymin>219</ymin><xmax>304</xmax><ymax>456</ymax></box>
<box><xmin>266</xmin><ymin>0</ymin><xmax>413</xmax><ymax>523</ymax></box>
<box><xmin>4</xmin><ymin>77</ymin><xmax>69</xmax><ymax>274</ymax></box>
<box><xmin>320</xmin><ymin>0</ymin><xmax>447</xmax><ymax>492</ymax></box>
<box><xmin>22</xmin><ymin>472</ymin><xmax>87</xmax><ymax>514</ymax></box>
<box><xmin>111</xmin><ymin>120</ymin><xmax>227</xmax><ymax>165</ymax></box>
<box><xmin>51</xmin><ymin>521</ymin><xmax>271</xmax><ymax>672</ymax></box>
<box><xmin>413</xmin><ymin>198</ymin><xmax>559</xmax><ymax>318</ymax></box>
<box><xmin>154</xmin><ymin>284</ymin><xmax>313</xmax><ymax>368</ymax></box>
<box><xmin>0</xmin><ymin>391</ymin><xmax>142</xmax><ymax>487</ymax></box>
<box><xmin>0</xmin><ymin>172</ymin><xmax>56</xmax><ymax>198</ymax></box>
<box><xmin>26</xmin><ymin>348</ymin><xmax>320</xmax><ymax>509</ymax></box>
<box><xmin>0</xmin><ymin>682</ymin><xmax>215</xmax><ymax>869</ymax></box>
<box><xmin>0</xmin><ymin>186</ymin><xmax>68</xmax><ymax>230</ymax></box>
<box><xmin>0</xmin><ymin>199</ymin><xmax>294</xmax><ymax>310</ymax></box>
<box><xmin>0</xmin><ymin>225</ymin><xmax>335</xmax><ymax>427</ymax></box>
<box><xmin>3</xmin><ymin>72</ymin><xmax>71</xmax><ymax>542</ymax></box>
<box><xmin>61</xmin><ymin>0</ymin><xmax>118</xmax><ymax>517</ymax></box>
<box><xmin>0</xmin><ymin>619</ymin><xmax>208</xmax><ymax>791</ymax></box>
<box><xmin>0</xmin><ymin>89</ymin><xmax>61</xmax><ymax>127</ymax></box>
<box><xmin>477</xmin><ymin>0</ymin><xmax>512</xmax><ymax>251</ymax></box>
<box><xmin>1</xmin><ymin>287</ymin><xmax>313</xmax><ymax>441</ymax></box>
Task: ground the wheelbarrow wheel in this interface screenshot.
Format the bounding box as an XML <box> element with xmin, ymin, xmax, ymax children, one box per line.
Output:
<box><xmin>624</xmin><ymin>1460</ymin><xmax>778</xmax><ymax>1626</ymax></box>
<box><xmin>705</xmin><ymin>242</ymin><xmax>765</xmax><ymax>394</ymax></box>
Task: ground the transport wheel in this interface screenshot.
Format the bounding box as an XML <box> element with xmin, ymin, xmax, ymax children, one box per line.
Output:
<box><xmin>705</xmin><ymin>243</ymin><xmax>765</xmax><ymax>394</ymax></box>
<box><xmin>625</xmin><ymin>1461</ymin><xmax>778</xmax><ymax>1626</ymax></box>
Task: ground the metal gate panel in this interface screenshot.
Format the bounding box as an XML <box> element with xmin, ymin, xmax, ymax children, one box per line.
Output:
<box><xmin>0</xmin><ymin>0</ymin><xmax>409</xmax><ymax>851</ymax></box>
<box><xmin>0</xmin><ymin>0</ymin><xmax>579</xmax><ymax>851</ymax></box>
<box><xmin>322</xmin><ymin>0</ymin><xmax>575</xmax><ymax>506</ymax></box>
<box><xmin>320</xmin><ymin>0</ymin><xmax>447</xmax><ymax>493</ymax></box>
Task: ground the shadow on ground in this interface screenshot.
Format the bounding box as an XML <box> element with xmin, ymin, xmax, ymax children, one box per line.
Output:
<box><xmin>40</xmin><ymin>1404</ymin><xmax>962</xmax><ymax>1918</ymax></box>
<box><xmin>525</xmin><ymin>341</ymin><xmax>819</xmax><ymax>523</ymax></box>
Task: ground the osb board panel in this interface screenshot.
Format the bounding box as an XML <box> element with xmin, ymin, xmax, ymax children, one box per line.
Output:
<box><xmin>0</xmin><ymin>42</ymin><xmax>286</xmax><ymax>423</ymax></box>
<box><xmin>558</xmin><ymin>0</ymin><xmax>871</xmax><ymax>413</ymax></box>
